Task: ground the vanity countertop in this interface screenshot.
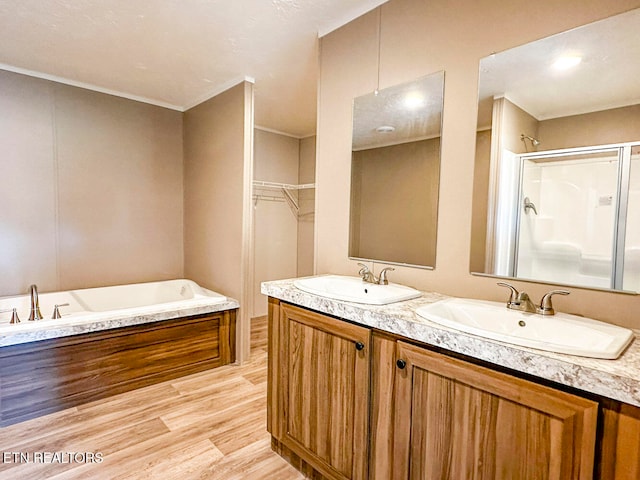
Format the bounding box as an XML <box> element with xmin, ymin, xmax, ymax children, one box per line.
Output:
<box><xmin>262</xmin><ymin>278</ymin><xmax>640</xmax><ymax>408</ymax></box>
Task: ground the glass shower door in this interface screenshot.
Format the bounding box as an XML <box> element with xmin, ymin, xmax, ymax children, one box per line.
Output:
<box><xmin>623</xmin><ymin>145</ymin><xmax>640</xmax><ymax>291</ymax></box>
<box><xmin>515</xmin><ymin>149</ymin><xmax>621</xmax><ymax>289</ymax></box>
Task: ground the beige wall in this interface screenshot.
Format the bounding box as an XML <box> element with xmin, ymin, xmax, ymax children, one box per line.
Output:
<box><xmin>252</xmin><ymin>130</ymin><xmax>317</xmax><ymax>318</ymax></box>
<box><xmin>501</xmin><ymin>98</ymin><xmax>539</xmax><ymax>154</ymax></box>
<box><xmin>539</xmin><ymin>104</ymin><xmax>640</xmax><ymax>150</ymax></box>
<box><xmin>317</xmin><ymin>0</ymin><xmax>640</xmax><ymax>329</ymax></box>
<box><xmin>252</xmin><ymin>129</ymin><xmax>300</xmax><ymax>317</ymax></box>
<box><xmin>350</xmin><ymin>139</ymin><xmax>439</xmax><ymax>266</ymax></box>
<box><xmin>470</xmin><ymin>129</ymin><xmax>492</xmax><ymax>273</ymax></box>
<box><xmin>0</xmin><ymin>70</ymin><xmax>184</xmax><ymax>297</ymax></box>
<box><xmin>183</xmin><ymin>81</ymin><xmax>254</xmax><ymax>361</ymax></box>
<box><xmin>297</xmin><ymin>136</ymin><xmax>316</xmax><ymax>277</ymax></box>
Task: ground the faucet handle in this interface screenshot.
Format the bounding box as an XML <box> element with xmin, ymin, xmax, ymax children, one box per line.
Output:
<box><xmin>52</xmin><ymin>303</ymin><xmax>70</xmax><ymax>320</ymax></box>
<box><xmin>0</xmin><ymin>308</ymin><xmax>20</xmax><ymax>324</ymax></box>
<box><xmin>377</xmin><ymin>267</ymin><xmax>395</xmax><ymax>285</ymax></box>
<box><xmin>537</xmin><ymin>290</ymin><xmax>570</xmax><ymax>316</ymax></box>
<box><xmin>497</xmin><ymin>282</ymin><xmax>519</xmax><ymax>306</ymax></box>
<box><xmin>357</xmin><ymin>262</ymin><xmax>375</xmax><ymax>282</ymax></box>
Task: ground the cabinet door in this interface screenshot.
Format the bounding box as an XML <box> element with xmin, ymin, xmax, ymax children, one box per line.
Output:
<box><xmin>598</xmin><ymin>400</ymin><xmax>640</xmax><ymax>479</ymax></box>
<box><xmin>278</xmin><ymin>303</ymin><xmax>371</xmax><ymax>480</ymax></box>
<box><xmin>393</xmin><ymin>341</ymin><xmax>598</xmax><ymax>480</ymax></box>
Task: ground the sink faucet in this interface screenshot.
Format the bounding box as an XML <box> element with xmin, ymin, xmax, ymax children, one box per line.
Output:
<box><xmin>498</xmin><ymin>282</ymin><xmax>569</xmax><ymax>315</ymax></box>
<box><xmin>28</xmin><ymin>284</ymin><xmax>43</xmax><ymax>321</ymax></box>
<box><xmin>357</xmin><ymin>263</ymin><xmax>377</xmax><ymax>283</ymax></box>
<box><xmin>377</xmin><ymin>267</ymin><xmax>394</xmax><ymax>285</ymax></box>
<box><xmin>497</xmin><ymin>282</ymin><xmax>537</xmax><ymax>313</ymax></box>
<box><xmin>357</xmin><ymin>263</ymin><xmax>395</xmax><ymax>285</ymax></box>
<box><xmin>536</xmin><ymin>290</ymin><xmax>570</xmax><ymax>315</ymax></box>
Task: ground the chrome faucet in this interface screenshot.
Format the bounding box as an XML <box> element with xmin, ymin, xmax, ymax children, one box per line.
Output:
<box><xmin>28</xmin><ymin>284</ymin><xmax>43</xmax><ymax>321</ymax></box>
<box><xmin>0</xmin><ymin>308</ymin><xmax>20</xmax><ymax>324</ymax></box>
<box><xmin>536</xmin><ymin>290</ymin><xmax>570</xmax><ymax>315</ymax></box>
<box><xmin>357</xmin><ymin>263</ymin><xmax>395</xmax><ymax>285</ymax></box>
<box><xmin>498</xmin><ymin>282</ymin><xmax>537</xmax><ymax>313</ymax></box>
<box><xmin>357</xmin><ymin>263</ymin><xmax>377</xmax><ymax>283</ymax></box>
<box><xmin>377</xmin><ymin>267</ymin><xmax>395</xmax><ymax>285</ymax></box>
<box><xmin>498</xmin><ymin>282</ymin><xmax>569</xmax><ymax>315</ymax></box>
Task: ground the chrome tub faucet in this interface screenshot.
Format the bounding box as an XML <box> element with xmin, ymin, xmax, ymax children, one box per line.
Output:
<box><xmin>28</xmin><ymin>284</ymin><xmax>43</xmax><ymax>321</ymax></box>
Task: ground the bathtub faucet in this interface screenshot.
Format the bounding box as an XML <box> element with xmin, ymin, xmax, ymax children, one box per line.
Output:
<box><xmin>28</xmin><ymin>284</ymin><xmax>43</xmax><ymax>321</ymax></box>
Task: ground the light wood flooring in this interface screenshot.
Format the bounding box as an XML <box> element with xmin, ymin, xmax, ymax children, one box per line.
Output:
<box><xmin>0</xmin><ymin>317</ymin><xmax>303</xmax><ymax>479</ymax></box>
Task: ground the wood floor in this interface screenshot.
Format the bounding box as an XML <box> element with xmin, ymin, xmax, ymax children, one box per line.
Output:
<box><xmin>0</xmin><ymin>317</ymin><xmax>303</xmax><ymax>479</ymax></box>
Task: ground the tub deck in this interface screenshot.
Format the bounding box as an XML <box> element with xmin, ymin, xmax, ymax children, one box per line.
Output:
<box><xmin>0</xmin><ymin>280</ymin><xmax>239</xmax><ymax>427</ymax></box>
<box><xmin>0</xmin><ymin>279</ymin><xmax>239</xmax><ymax>347</ymax></box>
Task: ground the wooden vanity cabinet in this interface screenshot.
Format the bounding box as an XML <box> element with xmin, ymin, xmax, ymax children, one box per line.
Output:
<box><xmin>597</xmin><ymin>400</ymin><xmax>640</xmax><ymax>479</ymax></box>
<box><xmin>268</xmin><ymin>299</ymin><xmax>639</xmax><ymax>480</ymax></box>
<box><xmin>268</xmin><ymin>299</ymin><xmax>371</xmax><ymax>480</ymax></box>
<box><xmin>390</xmin><ymin>340</ymin><xmax>598</xmax><ymax>480</ymax></box>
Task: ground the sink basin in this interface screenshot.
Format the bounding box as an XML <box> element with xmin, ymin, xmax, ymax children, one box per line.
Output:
<box><xmin>293</xmin><ymin>275</ymin><xmax>422</xmax><ymax>305</ymax></box>
<box><xmin>415</xmin><ymin>298</ymin><xmax>634</xmax><ymax>359</ymax></box>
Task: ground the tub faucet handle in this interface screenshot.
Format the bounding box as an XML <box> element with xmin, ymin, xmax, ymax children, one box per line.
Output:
<box><xmin>0</xmin><ymin>308</ymin><xmax>20</xmax><ymax>324</ymax></box>
<box><xmin>52</xmin><ymin>303</ymin><xmax>70</xmax><ymax>320</ymax></box>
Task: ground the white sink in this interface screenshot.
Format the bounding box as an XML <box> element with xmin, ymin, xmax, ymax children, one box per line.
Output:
<box><xmin>415</xmin><ymin>298</ymin><xmax>634</xmax><ymax>359</ymax></box>
<box><xmin>293</xmin><ymin>275</ymin><xmax>422</xmax><ymax>305</ymax></box>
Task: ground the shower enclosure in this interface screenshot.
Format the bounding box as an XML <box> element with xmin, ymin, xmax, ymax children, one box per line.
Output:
<box><xmin>493</xmin><ymin>142</ymin><xmax>640</xmax><ymax>291</ymax></box>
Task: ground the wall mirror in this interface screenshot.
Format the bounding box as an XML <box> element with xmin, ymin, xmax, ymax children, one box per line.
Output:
<box><xmin>349</xmin><ymin>71</ymin><xmax>444</xmax><ymax>268</ymax></box>
<box><xmin>470</xmin><ymin>8</ymin><xmax>640</xmax><ymax>292</ymax></box>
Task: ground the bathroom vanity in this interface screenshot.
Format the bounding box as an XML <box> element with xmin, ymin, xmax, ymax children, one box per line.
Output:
<box><xmin>262</xmin><ymin>278</ymin><xmax>640</xmax><ymax>480</ymax></box>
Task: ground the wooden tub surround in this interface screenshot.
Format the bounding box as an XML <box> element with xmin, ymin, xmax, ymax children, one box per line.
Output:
<box><xmin>266</xmin><ymin>296</ymin><xmax>640</xmax><ymax>480</ymax></box>
<box><xmin>0</xmin><ymin>309</ymin><xmax>236</xmax><ymax>427</ymax></box>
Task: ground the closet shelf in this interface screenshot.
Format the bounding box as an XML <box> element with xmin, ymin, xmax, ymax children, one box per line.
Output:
<box><xmin>252</xmin><ymin>180</ymin><xmax>315</xmax><ymax>190</ymax></box>
<box><xmin>252</xmin><ymin>180</ymin><xmax>315</xmax><ymax>218</ymax></box>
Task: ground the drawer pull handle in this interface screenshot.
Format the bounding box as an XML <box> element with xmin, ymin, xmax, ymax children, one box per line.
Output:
<box><xmin>355</xmin><ymin>342</ymin><xmax>365</xmax><ymax>351</ymax></box>
<box><xmin>396</xmin><ymin>359</ymin><xmax>407</xmax><ymax>369</ymax></box>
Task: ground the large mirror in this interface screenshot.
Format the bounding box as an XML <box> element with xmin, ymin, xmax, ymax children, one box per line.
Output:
<box><xmin>471</xmin><ymin>8</ymin><xmax>640</xmax><ymax>292</ymax></box>
<box><xmin>349</xmin><ymin>72</ymin><xmax>444</xmax><ymax>268</ymax></box>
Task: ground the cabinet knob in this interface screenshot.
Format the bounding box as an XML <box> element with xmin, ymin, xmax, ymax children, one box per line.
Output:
<box><xmin>396</xmin><ymin>359</ymin><xmax>407</xmax><ymax>369</ymax></box>
<box><xmin>355</xmin><ymin>342</ymin><xmax>365</xmax><ymax>351</ymax></box>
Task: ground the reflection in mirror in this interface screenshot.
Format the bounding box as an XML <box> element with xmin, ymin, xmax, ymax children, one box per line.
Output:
<box><xmin>349</xmin><ymin>72</ymin><xmax>444</xmax><ymax>268</ymax></box>
<box><xmin>470</xmin><ymin>8</ymin><xmax>640</xmax><ymax>292</ymax></box>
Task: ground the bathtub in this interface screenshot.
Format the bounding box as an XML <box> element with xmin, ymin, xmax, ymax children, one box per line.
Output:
<box><xmin>0</xmin><ymin>279</ymin><xmax>239</xmax><ymax>347</ymax></box>
<box><xmin>0</xmin><ymin>279</ymin><xmax>239</xmax><ymax>426</ymax></box>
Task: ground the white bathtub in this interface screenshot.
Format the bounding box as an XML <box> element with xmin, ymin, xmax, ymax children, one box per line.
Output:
<box><xmin>0</xmin><ymin>279</ymin><xmax>238</xmax><ymax>347</ymax></box>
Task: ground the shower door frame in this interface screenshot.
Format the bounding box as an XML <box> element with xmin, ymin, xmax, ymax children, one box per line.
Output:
<box><xmin>511</xmin><ymin>141</ymin><xmax>636</xmax><ymax>291</ymax></box>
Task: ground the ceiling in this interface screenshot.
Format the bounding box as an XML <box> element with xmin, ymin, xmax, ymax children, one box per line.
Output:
<box><xmin>0</xmin><ymin>0</ymin><xmax>387</xmax><ymax>138</ymax></box>
<box><xmin>352</xmin><ymin>72</ymin><xmax>444</xmax><ymax>151</ymax></box>
<box><xmin>477</xmin><ymin>7</ymin><xmax>640</xmax><ymax>129</ymax></box>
